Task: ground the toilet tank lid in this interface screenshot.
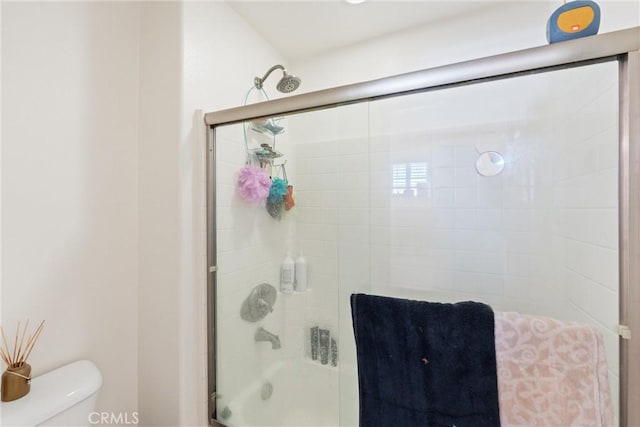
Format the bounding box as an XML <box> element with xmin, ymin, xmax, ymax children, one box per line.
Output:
<box><xmin>1</xmin><ymin>360</ymin><xmax>102</xmax><ymax>426</ymax></box>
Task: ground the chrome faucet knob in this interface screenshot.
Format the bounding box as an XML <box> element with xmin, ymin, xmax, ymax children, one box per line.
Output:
<box><xmin>257</xmin><ymin>298</ymin><xmax>274</xmax><ymax>313</ymax></box>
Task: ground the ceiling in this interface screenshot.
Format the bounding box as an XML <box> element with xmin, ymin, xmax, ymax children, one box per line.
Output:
<box><xmin>227</xmin><ymin>1</ymin><xmax>503</xmax><ymax>60</ymax></box>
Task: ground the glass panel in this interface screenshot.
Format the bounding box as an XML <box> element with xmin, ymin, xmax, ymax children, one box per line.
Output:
<box><xmin>214</xmin><ymin>103</ymin><xmax>370</xmax><ymax>426</ymax></box>
<box><xmin>288</xmin><ymin>104</ymin><xmax>372</xmax><ymax>427</ymax></box>
<box><xmin>213</xmin><ymin>60</ymin><xmax>619</xmax><ymax>426</ymax></box>
<box><xmin>367</xmin><ymin>60</ymin><xmax>620</xmax><ymax>424</ymax></box>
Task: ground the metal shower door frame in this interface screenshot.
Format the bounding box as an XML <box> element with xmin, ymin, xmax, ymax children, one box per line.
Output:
<box><xmin>205</xmin><ymin>27</ymin><xmax>640</xmax><ymax>426</ymax></box>
<box><xmin>618</xmin><ymin>49</ymin><xmax>640</xmax><ymax>427</ymax></box>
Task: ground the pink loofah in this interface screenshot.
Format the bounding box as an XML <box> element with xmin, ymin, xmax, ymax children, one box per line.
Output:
<box><xmin>237</xmin><ymin>165</ymin><xmax>271</xmax><ymax>204</ymax></box>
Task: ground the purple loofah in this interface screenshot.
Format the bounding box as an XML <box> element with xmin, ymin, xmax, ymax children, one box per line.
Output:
<box><xmin>237</xmin><ymin>165</ymin><xmax>271</xmax><ymax>204</ymax></box>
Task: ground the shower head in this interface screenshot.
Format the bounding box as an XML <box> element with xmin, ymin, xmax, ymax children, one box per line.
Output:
<box><xmin>276</xmin><ymin>72</ymin><xmax>301</xmax><ymax>93</ymax></box>
<box><xmin>254</xmin><ymin>64</ymin><xmax>302</xmax><ymax>94</ymax></box>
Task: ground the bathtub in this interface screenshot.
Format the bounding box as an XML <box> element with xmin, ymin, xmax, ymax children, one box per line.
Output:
<box><xmin>220</xmin><ymin>359</ymin><xmax>339</xmax><ymax>427</ymax></box>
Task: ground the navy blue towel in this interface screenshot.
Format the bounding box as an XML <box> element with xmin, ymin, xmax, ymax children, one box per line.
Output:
<box><xmin>350</xmin><ymin>294</ymin><xmax>500</xmax><ymax>427</ymax></box>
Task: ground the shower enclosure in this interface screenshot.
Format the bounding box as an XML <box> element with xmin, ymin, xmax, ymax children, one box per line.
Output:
<box><xmin>205</xmin><ymin>28</ymin><xmax>640</xmax><ymax>426</ymax></box>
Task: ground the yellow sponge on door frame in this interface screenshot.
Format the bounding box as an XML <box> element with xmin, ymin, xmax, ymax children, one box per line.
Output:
<box><xmin>547</xmin><ymin>0</ymin><xmax>601</xmax><ymax>43</ymax></box>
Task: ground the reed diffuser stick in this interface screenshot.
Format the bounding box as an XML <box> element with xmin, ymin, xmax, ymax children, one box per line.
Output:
<box><xmin>20</xmin><ymin>321</ymin><xmax>45</xmax><ymax>365</ymax></box>
<box><xmin>12</xmin><ymin>322</ymin><xmax>20</xmax><ymax>366</ymax></box>
<box><xmin>29</xmin><ymin>321</ymin><xmax>44</xmax><ymax>347</ymax></box>
<box><xmin>0</xmin><ymin>327</ymin><xmax>11</xmax><ymax>365</ymax></box>
<box><xmin>21</xmin><ymin>321</ymin><xmax>42</xmax><ymax>360</ymax></box>
<box><xmin>15</xmin><ymin>320</ymin><xmax>29</xmax><ymax>367</ymax></box>
<box><xmin>0</xmin><ymin>320</ymin><xmax>45</xmax><ymax>368</ymax></box>
<box><xmin>0</xmin><ymin>348</ymin><xmax>10</xmax><ymax>366</ymax></box>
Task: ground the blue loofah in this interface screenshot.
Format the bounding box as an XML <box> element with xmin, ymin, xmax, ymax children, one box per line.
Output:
<box><xmin>267</xmin><ymin>178</ymin><xmax>288</xmax><ymax>203</ymax></box>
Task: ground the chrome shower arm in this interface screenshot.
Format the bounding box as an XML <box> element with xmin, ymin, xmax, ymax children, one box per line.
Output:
<box><xmin>254</xmin><ymin>64</ymin><xmax>285</xmax><ymax>89</ymax></box>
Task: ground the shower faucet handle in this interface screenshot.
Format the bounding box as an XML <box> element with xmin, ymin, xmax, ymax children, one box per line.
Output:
<box><xmin>257</xmin><ymin>298</ymin><xmax>274</xmax><ymax>312</ymax></box>
<box><xmin>240</xmin><ymin>283</ymin><xmax>277</xmax><ymax>322</ymax></box>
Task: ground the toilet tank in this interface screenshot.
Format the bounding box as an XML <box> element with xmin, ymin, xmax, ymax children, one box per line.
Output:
<box><xmin>1</xmin><ymin>360</ymin><xmax>102</xmax><ymax>426</ymax></box>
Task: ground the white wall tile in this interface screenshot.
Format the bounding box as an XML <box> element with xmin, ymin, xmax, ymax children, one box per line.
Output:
<box><xmin>566</xmin><ymin>269</ymin><xmax>618</xmax><ymax>330</ymax></box>
<box><xmin>503</xmin><ymin>186</ymin><xmax>530</xmax><ymax>209</ymax></box>
<box><xmin>565</xmin><ymin>239</ymin><xmax>618</xmax><ymax>291</ymax></box>
<box><xmin>476</xmin><ymin>209</ymin><xmax>502</xmax><ymax>230</ymax></box>
<box><xmin>476</xmin><ymin>230</ymin><xmax>504</xmax><ymax>253</ymax></box>
<box><xmin>432</xmin><ymin>146</ymin><xmax>454</xmax><ymax>168</ymax></box>
<box><xmin>454</xmin><ymin>145</ymin><xmax>478</xmax><ymax>168</ymax></box>
<box><xmin>453</xmin><ymin>209</ymin><xmax>476</xmax><ymax>230</ymax></box>
<box><xmin>454</xmin><ymin>187</ymin><xmax>477</xmax><ymax>208</ymax></box>
<box><xmin>455</xmin><ymin>167</ymin><xmax>477</xmax><ymax>188</ymax></box>
<box><xmin>432</xmin><ymin>208</ymin><xmax>455</xmax><ymax>229</ymax></box>
<box><xmin>477</xmin><ymin>181</ymin><xmax>503</xmax><ymax>208</ymax></box>
<box><xmin>432</xmin><ymin>188</ymin><xmax>455</xmax><ymax>207</ymax></box>
<box><xmin>506</xmin><ymin>253</ymin><xmax>532</xmax><ymax>277</ymax></box>
<box><xmin>453</xmin><ymin>230</ymin><xmax>478</xmax><ymax>250</ymax></box>
<box><xmin>432</xmin><ymin>168</ymin><xmax>454</xmax><ymax>188</ymax></box>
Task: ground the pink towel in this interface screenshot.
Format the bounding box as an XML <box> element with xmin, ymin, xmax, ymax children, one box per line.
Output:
<box><xmin>495</xmin><ymin>312</ymin><xmax>614</xmax><ymax>427</ymax></box>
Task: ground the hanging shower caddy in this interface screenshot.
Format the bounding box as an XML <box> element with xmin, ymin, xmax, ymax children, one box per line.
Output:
<box><xmin>242</xmin><ymin>86</ymin><xmax>286</xmax><ymax>169</ymax></box>
<box><xmin>238</xmin><ymin>82</ymin><xmax>295</xmax><ymax>218</ymax></box>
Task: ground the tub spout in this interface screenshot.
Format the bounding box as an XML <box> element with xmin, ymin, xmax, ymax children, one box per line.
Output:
<box><xmin>255</xmin><ymin>327</ymin><xmax>281</xmax><ymax>349</ymax></box>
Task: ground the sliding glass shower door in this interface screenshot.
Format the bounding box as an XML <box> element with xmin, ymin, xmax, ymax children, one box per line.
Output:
<box><xmin>212</xmin><ymin>59</ymin><xmax>620</xmax><ymax>426</ymax></box>
<box><xmin>364</xmin><ymin>60</ymin><xmax>620</xmax><ymax>424</ymax></box>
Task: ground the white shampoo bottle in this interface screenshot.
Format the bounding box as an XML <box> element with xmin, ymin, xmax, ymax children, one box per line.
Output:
<box><xmin>281</xmin><ymin>253</ymin><xmax>295</xmax><ymax>293</ymax></box>
<box><xmin>294</xmin><ymin>252</ymin><xmax>307</xmax><ymax>292</ymax></box>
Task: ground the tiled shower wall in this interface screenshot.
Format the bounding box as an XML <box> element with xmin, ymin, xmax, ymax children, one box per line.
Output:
<box><xmin>368</xmin><ymin>61</ymin><xmax>619</xmax><ymax>414</ymax></box>
<box><xmin>550</xmin><ymin>62</ymin><xmax>620</xmax><ymax>407</ymax></box>
<box><xmin>213</xmin><ymin>122</ymin><xmax>306</xmax><ymax>418</ymax></box>
<box><xmin>291</xmin><ymin>103</ymin><xmax>370</xmax><ymax>427</ymax></box>
<box><xmin>289</xmin><ymin>61</ymin><xmax>619</xmax><ymax>424</ymax></box>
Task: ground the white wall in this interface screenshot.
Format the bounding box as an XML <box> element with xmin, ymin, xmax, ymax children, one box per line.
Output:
<box><xmin>180</xmin><ymin>2</ymin><xmax>289</xmax><ymax>425</ymax></box>
<box><xmin>1</xmin><ymin>1</ymin><xmax>292</xmax><ymax>425</ymax></box>
<box><xmin>292</xmin><ymin>0</ymin><xmax>640</xmax><ymax>92</ymax></box>
<box><xmin>1</xmin><ymin>1</ymin><xmax>139</xmax><ymax>418</ymax></box>
<box><xmin>137</xmin><ymin>3</ymin><xmax>182</xmax><ymax>426</ymax></box>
